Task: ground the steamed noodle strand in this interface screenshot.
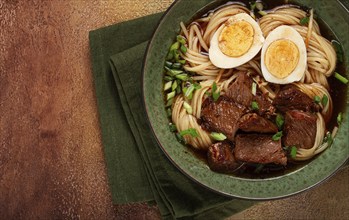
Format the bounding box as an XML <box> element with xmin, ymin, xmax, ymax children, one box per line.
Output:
<box><xmin>172</xmin><ymin>4</ymin><xmax>336</xmax><ymax>161</ymax></box>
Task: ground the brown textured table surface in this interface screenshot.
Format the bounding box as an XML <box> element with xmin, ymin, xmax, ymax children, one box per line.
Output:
<box><xmin>0</xmin><ymin>0</ymin><xmax>348</xmax><ymax>219</ymax></box>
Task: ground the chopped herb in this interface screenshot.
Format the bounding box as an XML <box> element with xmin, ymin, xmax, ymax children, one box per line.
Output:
<box><xmin>252</xmin><ymin>82</ymin><xmax>257</xmax><ymax>96</ymax></box>
<box><xmin>314</xmin><ymin>95</ymin><xmax>321</xmax><ymax>104</ymax></box>
<box><xmin>183</xmin><ymin>101</ymin><xmax>193</xmax><ymax>114</ymax></box>
<box><xmin>170</xmin><ymin>42</ymin><xmax>180</xmax><ymax>51</ymax></box>
<box><xmin>250</xmin><ymin>1</ymin><xmax>256</xmax><ymax>11</ymax></box>
<box><xmin>165</xmin><ymin>61</ymin><xmax>173</xmax><ymax>68</ymax></box>
<box><xmin>172</xmin><ymin>62</ymin><xmax>182</xmax><ymax>69</ymax></box>
<box><xmin>167</xmin><ymin>91</ymin><xmax>176</xmax><ymax>100</ymax></box>
<box><xmin>210</xmin><ymin>132</ymin><xmax>227</xmax><ymax>141</ymax></box>
<box><xmin>173</xmin><ymin>50</ymin><xmax>180</xmax><ymax>61</ymax></box>
<box><xmin>180</xmin><ymin>45</ymin><xmax>187</xmax><ymax>53</ymax></box>
<box><xmin>164</xmin><ymin>76</ymin><xmax>173</xmax><ymax>82</ymax></box>
<box><xmin>290</xmin><ymin>146</ymin><xmax>297</xmax><ymax>159</ymax></box>
<box><xmin>331</xmin><ymin>40</ymin><xmax>344</xmax><ymax>63</ymax></box>
<box><xmin>255</xmin><ymin>2</ymin><xmax>264</xmax><ymax>11</ymax></box>
<box><xmin>171</xmin><ymin>80</ymin><xmax>178</xmax><ymax>91</ymax></box>
<box><xmin>276</xmin><ymin>113</ymin><xmax>284</xmax><ymax>130</ymax></box>
<box><xmin>184</xmin><ymin>84</ymin><xmax>195</xmax><ymax>99</ymax></box>
<box><xmin>164</xmin><ymin>81</ymin><xmax>172</xmax><ymax>91</ymax></box>
<box><xmin>193</xmin><ymin>82</ymin><xmax>202</xmax><ymax>90</ymax></box>
<box><xmin>166</xmin><ymin>50</ymin><xmax>174</xmax><ymax>60</ymax></box>
<box><xmin>175</xmin><ymin>73</ymin><xmax>188</xmax><ymax>81</ymax></box>
<box><xmin>169</xmin><ymin>123</ymin><xmax>177</xmax><ymax>132</ymax></box>
<box><xmin>334</xmin><ymin>72</ymin><xmax>348</xmax><ymax>84</ymax></box>
<box><xmin>251</xmin><ymin>101</ymin><xmax>259</xmax><ymax>110</ymax></box>
<box><xmin>175</xmin><ymin>132</ymin><xmax>186</xmax><ymax>144</ymax></box>
<box><xmin>165</xmin><ymin>98</ymin><xmax>173</xmax><ymax>107</ymax></box>
<box><xmin>176</xmin><ymin>82</ymin><xmax>181</xmax><ymax>94</ymax></box>
<box><xmin>272</xmin><ymin>131</ymin><xmax>283</xmax><ymax>141</ymax></box>
<box><xmin>322</xmin><ymin>95</ymin><xmax>328</xmax><ymax>107</ymax></box>
<box><xmin>179</xmin><ymin>128</ymin><xmax>199</xmax><ymax>138</ymax></box>
<box><xmin>178</xmin><ymin>59</ymin><xmax>186</xmax><ymax>65</ymax></box>
<box><xmin>337</xmin><ymin>112</ymin><xmax>342</xmax><ymax>124</ymax></box>
<box><xmin>165</xmin><ymin>66</ymin><xmax>183</xmax><ymax>76</ymax></box>
<box><xmin>176</xmin><ymin>35</ymin><xmax>186</xmax><ymax>45</ymax></box>
<box><xmin>300</xmin><ymin>17</ymin><xmax>310</xmax><ymax>25</ymax></box>
<box><xmin>211</xmin><ymin>82</ymin><xmax>220</xmax><ymax>101</ymax></box>
<box><xmin>258</xmin><ymin>10</ymin><xmax>267</xmax><ymax>16</ymax></box>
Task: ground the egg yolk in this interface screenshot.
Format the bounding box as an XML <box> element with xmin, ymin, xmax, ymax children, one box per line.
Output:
<box><xmin>265</xmin><ymin>39</ymin><xmax>300</xmax><ymax>79</ymax></box>
<box><xmin>218</xmin><ymin>20</ymin><xmax>254</xmax><ymax>57</ymax></box>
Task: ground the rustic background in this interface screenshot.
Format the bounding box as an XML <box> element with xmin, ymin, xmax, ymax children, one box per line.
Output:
<box><xmin>0</xmin><ymin>0</ymin><xmax>348</xmax><ymax>219</ymax></box>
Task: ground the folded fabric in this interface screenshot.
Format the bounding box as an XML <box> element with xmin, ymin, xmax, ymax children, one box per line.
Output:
<box><xmin>89</xmin><ymin>12</ymin><xmax>256</xmax><ymax>219</ymax></box>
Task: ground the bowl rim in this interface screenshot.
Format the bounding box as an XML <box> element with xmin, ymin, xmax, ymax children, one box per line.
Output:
<box><xmin>142</xmin><ymin>0</ymin><xmax>349</xmax><ymax>200</ymax></box>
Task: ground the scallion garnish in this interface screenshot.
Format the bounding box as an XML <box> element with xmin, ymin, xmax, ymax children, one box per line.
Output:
<box><xmin>300</xmin><ymin>17</ymin><xmax>310</xmax><ymax>25</ymax></box>
<box><xmin>165</xmin><ymin>98</ymin><xmax>173</xmax><ymax>107</ymax></box>
<box><xmin>164</xmin><ymin>81</ymin><xmax>172</xmax><ymax>91</ymax></box>
<box><xmin>176</xmin><ymin>82</ymin><xmax>181</xmax><ymax>94</ymax></box>
<box><xmin>290</xmin><ymin>146</ymin><xmax>297</xmax><ymax>159</ymax></box>
<box><xmin>164</xmin><ymin>76</ymin><xmax>173</xmax><ymax>82</ymax></box>
<box><xmin>166</xmin><ymin>50</ymin><xmax>174</xmax><ymax>60</ymax></box>
<box><xmin>171</xmin><ymin>80</ymin><xmax>178</xmax><ymax>91</ymax></box>
<box><xmin>170</xmin><ymin>42</ymin><xmax>180</xmax><ymax>51</ymax></box>
<box><xmin>258</xmin><ymin>10</ymin><xmax>267</xmax><ymax>16</ymax></box>
<box><xmin>337</xmin><ymin>112</ymin><xmax>342</xmax><ymax>124</ymax></box>
<box><xmin>175</xmin><ymin>132</ymin><xmax>186</xmax><ymax>144</ymax></box>
<box><xmin>272</xmin><ymin>131</ymin><xmax>283</xmax><ymax>141</ymax></box>
<box><xmin>322</xmin><ymin>94</ymin><xmax>328</xmax><ymax>107</ymax></box>
<box><xmin>176</xmin><ymin>35</ymin><xmax>186</xmax><ymax>45</ymax></box>
<box><xmin>252</xmin><ymin>82</ymin><xmax>257</xmax><ymax>96</ymax></box>
<box><xmin>165</xmin><ymin>66</ymin><xmax>183</xmax><ymax>76</ymax></box>
<box><xmin>175</xmin><ymin>73</ymin><xmax>188</xmax><ymax>81</ymax></box>
<box><xmin>314</xmin><ymin>95</ymin><xmax>321</xmax><ymax>104</ymax></box>
<box><xmin>185</xmin><ymin>84</ymin><xmax>195</xmax><ymax>98</ymax></box>
<box><xmin>211</xmin><ymin>82</ymin><xmax>220</xmax><ymax>101</ymax></box>
<box><xmin>165</xmin><ymin>61</ymin><xmax>173</xmax><ymax>68</ymax></box>
<box><xmin>179</xmin><ymin>128</ymin><xmax>199</xmax><ymax>138</ymax></box>
<box><xmin>210</xmin><ymin>132</ymin><xmax>227</xmax><ymax>141</ymax></box>
<box><xmin>183</xmin><ymin>101</ymin><xmax>193</xmax><ymax>114</ymax></box>
<box><xmin>276</xmin><ymin>113</ymin><xmax>284</xmax><ymax>130</ymax></box>
<box><xmin>251</xmin><ymin>101</ymin><xmax>259</xmax><ymax>111</ymax></box>
<box><xmin>167</xmin><ymin>91</ymin><xmax>176</xmax><ymax>100</ymax></box>
<box><xmin>334</xmin><ymin>72</ymin><xmax>348</xmax><ymax>84</ymax></box>
<box><xmin>178</xmin><ymin>59</ymin><xmax>186</xmax><ymax>65</ymax></box>
<box><xmin>255</xmin><ymin>2</ymin><xmax>264</xmax><ymax>10</ymax></box>
<box><xmin>331</xmin><ymin>40</ymin><xmax>343</xmax><ymax>63</ymax></box>
<box><xmin>169</xmin><ymin>123</ymin><xmax>177</xmax><ymax>132</ymax></box>
<box><xmin>172</xmin><ymin>62</ymin><xmax>182</xmax><ymax>69</ymax></box>
<box><xmin>180</xmin><ymin>45</ymin><xmax>187</xmax><ymax>53</ymax></box>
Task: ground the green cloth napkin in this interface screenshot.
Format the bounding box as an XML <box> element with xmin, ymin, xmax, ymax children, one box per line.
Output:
<box><xmin>89</xmin><ymin>13</ymin><xmax>256</xmax><ymax>219</ymax></box>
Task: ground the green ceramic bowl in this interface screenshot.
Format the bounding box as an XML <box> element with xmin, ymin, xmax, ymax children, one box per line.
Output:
<box><xmin>143</xmin><ymin>0</ymin><xmax>349</xmax><ymax>199</ymax></box>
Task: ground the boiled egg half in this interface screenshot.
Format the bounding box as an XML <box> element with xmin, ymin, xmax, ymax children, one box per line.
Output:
<box><xmin>261</xmin><ymin>25</ymin><xmax>307</xmax><ymax>84</ymax></box>
<box><xmin>209</xmin><ymin>13</ymin><xmax>265</xmax><ymax>69</ymax></box>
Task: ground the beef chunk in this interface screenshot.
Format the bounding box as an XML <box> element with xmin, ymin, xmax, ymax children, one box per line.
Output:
<box><xmin>225</xmin><ymin>72</ymin><xmax>275</xmax><ymax>116</ymax></box>
<box><xmin>283</xmin><ymin>110</ymin><xmax>317</xmax><ymax>149</ymax></box>
<box><xmin>207</xmin><ymin>142</ymin><xmax>240</xmax><ymax>173</ymax></box>
<box><xmin>273</xmin><ymin>86</ymin><xmax>320</xmax><ymax>113</ymax></box>
<box><xmin>238</xmin><ymin>113</ymin><xmax>278</xmax><ymax>133</ymax></box>
<box><xmin>234</xmin><ymin>134</ymin><xmax>287</xmax><ymax>165</ymax></box>
<box><xmin>201</xmin><ymin>96</ymin><xmax>246</xmax><ymax>141</ymax></box>
<box><xmin>225</xmin><ymin>72</ymin><xmax>253</xmax><ymax>107</ymax></box>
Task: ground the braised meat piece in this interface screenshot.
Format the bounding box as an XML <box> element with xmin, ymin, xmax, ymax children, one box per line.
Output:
<box><xmin>273</xmin><ymin>86</ymin><xmax>320</xmax><ymax>113</ymax></box>
<box><xmin>238</xmin><ymin>113</ymin><xmax>278</xmax><ymax>133</ymax></box>
<box><xmin>201</xmin><ymin>96</ymin><xmax>246</xmax><ymax>141</ymax></box>
<box><xmin>234</xmin><ymin>134</ymin><xmax>287</xmax><ymax>165</ymax></box>
<box><xmin>207</xmin><ymin>142</ymin><xmax>240</xmax><ymax>173</ymax></box>
<box><xmin>225</xmin><ymin>72</ymin><xmax>275</xmax><ymax>116</ymax></box>
<box><xmin>283</xmin><ymin>110</ymin><xmax>317</xmax><ymax>149</ymax></box>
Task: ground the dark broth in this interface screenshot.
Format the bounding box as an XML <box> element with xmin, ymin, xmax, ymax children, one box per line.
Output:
<box><xmin>180</xmin><ymin>0</ymin><xmax>347</xmax><ymax>179</ymax></box>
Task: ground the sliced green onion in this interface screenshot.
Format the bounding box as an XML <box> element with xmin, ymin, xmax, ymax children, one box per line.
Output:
<box><xmin>165</xmin><ymin>61</ymin><xmax>173</xmax><ymax>68</ymax></box>
<box><xmin>179</xmin><ymin>128</ymin><xmax>199</xmax><ymax>138</ymax></box>
<box><xmin>258</xmin><ymin>10</ymin><xmax>267</xmax><ymax>16</ymax></box>
<box><xmin>176</xmin><ymin>82</ymin><xmax>181</xmax><ymax>94</ymax></box>
<box><xmin>334</xmin><ymin>72</ymin><xmax>348</xmax><ymax>84</ymax></box>
<box><xmin>178</xmin><ymin>59</ymin><xmax>186</xmax><ymax>65</ymax></box>
<box><xmin>210</xmin><ymin>132</ymin><xmax>227</xmax><ymax>141</ymax></box>
<box><xmin>324</xmin><ymin>131</ymin><xmax>333</xmax><ymax>146</ymax></box>
<box><xmin>180</xmin><ymin>45</ymin><xmax>187</xmax><ymax>53</ymax></box>
<box><xmin>300</xmin><ymin>17</ymin><xmax>310</xmax><ymax>25</ymax></box>
<box><xmin>251</xmin><ymin>101</ymin><xmax>259</xmax><ymax>110</ymax></box>
<box><xmin>173</xmin><ymin>50</ymin><xmax>180</xmax><ymax>61</ymax></box>
<box><xmin>164</xmin><ymin>81</ymin><xmax>172</xmax><ymax>91</ymax></box>
<box><xmin>166</xmin><ymin>50</ymin><xmax>174</xmax><ymax>60</ymax></box>
<box><xmin>322</xmin><ymin>95</ymin><xmax>328</xmax><ymax>107</ymax></box>
<box><xmin>183</xmin><ymin>101</ymin><xmax>193</xmax><ymax>114</ymax></box>
<box><xmin>165</xmin><ymin>98</ymin><xmax>173</xmax><ymax>107</ymax></box>
<box><xmin>176</xmin><ymin>73</ymin><xmax>188</xmax><ymax>81</ymax></box>
<box><xmin>176</xmin><ymin>35</ymin><xmax>186</xmax><ymax>44</ymax></box>
<box><xmin>172</xmin><ymin>62</ymin><xmax>182</xmax><ymax>69</ymax></box>
<box><xmin>171</xmin><ymin>80</ymin><xmax>178</xmax><ymax>91</ymax></box>
<box><xmin>170</xmin><ymin>42</ymin><xmax>180</xmax><ymax>51</ymax></box>
<box><xmin>166</xmin><ymin>108</ymin><xmax>172</xmax><ymax>117</ymax></box>
<box><xmin>212</xmin><ymin>81</ymin><xmax>217</xmax><ymax>92</ymax></box>
<box><xmin>185</xmin><ymin>84</ymin><xmax>195</xmax><ymax>98</ymax></box>
<box><xmin>167</xmin><ymin>91</ymin><xmax>176</xmax><ymax>100</ymax></box>
<box><xmin>211</xmin><ymin>82</ymin><xmax>220</xmax><ymax>101</ymax></box>
<box><xmin>276</xmin><ymin>113</ymin><xmax>284</xmax><ymax>130</ymax></box>
<box><xmin>164</xmin><ymin>76</ymin><xmax>173</xmax><ymax>82</ymax></box>
<box><xmin>290</xmin><ymin>146</ymin><xmax>297</xmax><ymax>159</ymax></box>
<box><xmin>337</xmin><ymin>112</ymin><xmax>342</xmax><ymax>124</ymax></box>
<box><xmin>250</xmin><ymin>1</ymin><xmax>256</xmax><ymax>11</ymax></box>
<box><xmin>255</xmin><ymin>2</ymin><xmax>264</xmax><ymax>10</ymax></box>
<box><xmin>165</xmin><ymin>66</ymin><xmax>183</xmax><ymax>76</ymax></box>
<box><xmin>272</xmin><ymin>131</ymin><xmax>283</xmax><ymax>141</ymax></box>
<box><xmin>193</xmin><ymin>83</ymin><xmax>202</xmax><ymax>90</ymax></box>
<box><xmin>314</xmin><ymin>95</ymin><xmax>321</xmax><ymax>104</ymax></box>
<box><xmin>331</xmin><ymin>40</ymin><xmax>343</xmax><ymax>63</ymax></box>
<box><xmin>175</xmin><ymin>132</ymin><xmax>186</xmax><ymax>144</ymax></box>
<box><xmin>169</xmin><ymin>123</ymin><xmax>177</xmax><ymax>132</ymax></box>
<box><xmin>252</xmin><ymin>82</ymin><xmax>257</xmax><ymax>96</ymax></box>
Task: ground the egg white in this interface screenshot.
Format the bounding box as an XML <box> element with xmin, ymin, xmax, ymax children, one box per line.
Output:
<box><xmin>261</xmin><ymin>25</ymin><xmax>307</xmax><ymax>84</ymax></box>
<box><xmin>209</xmin><ymin>13</ymin><xmax>265</xmax><ymax>69</ymax></box>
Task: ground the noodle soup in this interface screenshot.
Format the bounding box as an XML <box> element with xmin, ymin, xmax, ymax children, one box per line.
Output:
<box><xmin>162</xmin><ymin>0</ymin><xmax>347</xmax><ymax>177</ymax></box>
